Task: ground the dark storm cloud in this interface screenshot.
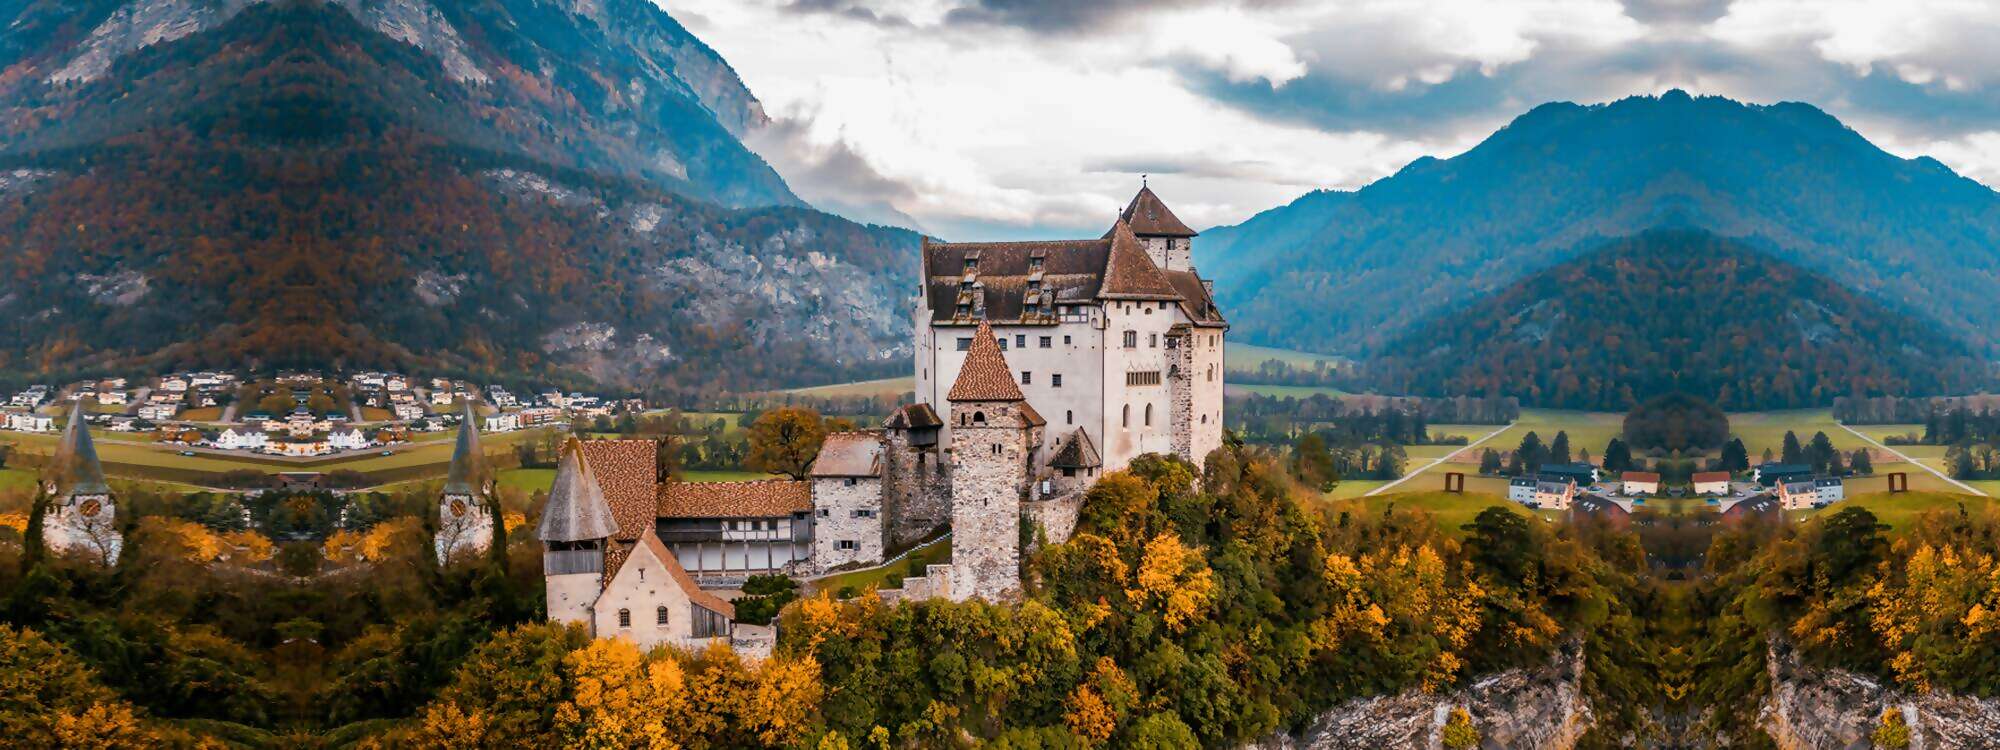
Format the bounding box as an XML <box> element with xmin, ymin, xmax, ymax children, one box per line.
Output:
<box><xmin>781</xmin><ymin>0</ymin><xmax>916</xmax><ymax>28</ymax></box>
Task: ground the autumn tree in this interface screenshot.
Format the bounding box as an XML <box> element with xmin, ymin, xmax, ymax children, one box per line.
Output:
<box><xmin>746</xmin><ymin>408</ymin><xmax>827</xmax><ymax>480</ymax></box>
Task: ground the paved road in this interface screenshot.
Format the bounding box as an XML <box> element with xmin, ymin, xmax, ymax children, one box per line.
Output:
<box><xmin>1366</xmin><ymin>421</ymin><xmax>1517</xmax><ymax>497</ymax></box>
<box><xmin>1836</xmin><ymin>421</ymin><xmax>1986</xmax><ymax>497</ymax></box>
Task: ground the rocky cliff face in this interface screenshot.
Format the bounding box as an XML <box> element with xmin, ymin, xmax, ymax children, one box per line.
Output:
<box><xmin>1761</xmin><ymin>640</ymin><xmax>2000</xmax><ymax>750</ymax></box>
<box><xmin>1246</xmin><ymin>643</ymin><xmax>1593</xmax><ymax>750</ymax></box>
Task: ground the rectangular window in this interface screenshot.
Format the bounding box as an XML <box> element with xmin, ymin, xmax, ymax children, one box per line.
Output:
<box><xmin>956</xmin><ymin>337</ymin><xmax>972</xmax><ymax>351</ymax></box>
<box><xmin>1039</xmin><ymin>336</ymin><xmax>1052</xmax><ymax>348</ymax></box>
<box><xmin>1020</xmin><ymin>371</ymin><xmax>1032</xmax><ymax>385</ymax></box>
<box><xmin>998</xmin><ymin>338</ymin><xmax>1008</xmax><ymax>350</ymax></box>
<box><xmin>1051</xmin><ymin>374</ymin><xmax>1063</xmax><ymax>388</ymax></box>
<box><xmin>1015</xmin><ymin>334</ymin><xmax>1026</xmax><ymax>348</ymax></box>
<box><xmin>1123</xmin><ymin>331</ymin><xmax>1137</xmax><ymax>348</ymax></box>
<box><xmin>1149</xmin><ymin>333</ymin><xmax>1158</xmax><ymax>348</ymax></box>
<box><xmin>853</xmin><ymin>509</ymin><xmax>876</xmax><ymax>518</ymax></box>
<box><xmin>818</xmin><ymin>508</ymin><xmax>830</xmax><ymax>518</ymax></box>
<box><xmin>1063</xmin><ymin>335</ymin><xmax>1072</xmax><ymax>345</ymax></box>
<box><xmin>837</xmin><ymin>540</ymin><xmax>858</xmax><ymax>551</ymax></box>
<box><xmin>1126</xmin><ymin>371</ymin><xmax>1162</xmax><ymax>386</ymax></box>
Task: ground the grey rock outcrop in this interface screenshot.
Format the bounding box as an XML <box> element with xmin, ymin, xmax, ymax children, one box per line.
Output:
<box><xmin>1761</xmin><ymin>640</ymin><xmax>2000</xmax><ymax>749</ymax></box>
<box><xmin>1247</xmin><ymin>642</ymin><xmax>1592</xmax><ymax>750</ymax></box>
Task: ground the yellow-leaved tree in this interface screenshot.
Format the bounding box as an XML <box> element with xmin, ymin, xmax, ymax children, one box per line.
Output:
<box><xmin>1126</xmin><ymin>531</ymin><xmax>1216</xmax><ymax>632</ymax></box>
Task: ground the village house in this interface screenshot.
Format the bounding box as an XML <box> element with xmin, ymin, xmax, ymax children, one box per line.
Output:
<box><xmin>96</xmin><ymin>389</ymin><xmax>128</xmax><ymax>406</ymax></box>
<box><xmin>1777</xmin><ymin>478</ymin><xmax>1820</xmax><ymax>510</ymax></box>
<box><xmin>1539</xmin><ymin>462</ymin><xmax>1600</xmax><ymax>487</ymax></box>
<box><xmin>1692</xmin><ymin>471</ymin><xmax>1732</xmax><ymax>496</ymax></box>
<box><xmin>328</xmin><ymin>428</ymin><xmax>370</xmax><ymax>451</ymax></box>
<box><xmin>519</xmin><ymin>407</ymin><xmax>563</xmax><ymax>426</ymax></box>
<box><xmin>10</xmin><ymin>385</ymin><xmax>51</xmax><ymax>408</ymax></box>
<box><xmin>483</xmin><ymin>412</ymin><xmax>521</xmax><ymax>432</ymax></box>
<box><xmin>215</xmin><ymin>428</ymin><xmax>268</xmax><ymax>451</ymax></box>
<box><xmin>394</xmin><ymin>403</ymin><xmax>426</xmax><ymax>421</ymax></box>
<box><xmin>138</xmin><ymin>403</ymin><xmax>178</xmax><ymax>422</ymax></box>
<box><xmin>158</xmin><ymin>376</ymin><xmax>188</xmax><ymax>393</ymax></box>
<box><xmin>4</xmin><ymin>411</ymin><xmax>54</xmax><ymax>432</ymax></box>
<box><xmin>1572</xmin><ymin>495</ymin><xmax>1632</xmax><ymax>529</ymax></box>
<box><xmin>1754</xmin><ymin>463</ymin><xmax>1811</xmax><ymax>487</ymax></box>
<box><xmin>1621</xmin><ymin>471</ymin><xmax>1662</xmax><ymax>496</ymax></box>
<box><xmin>1508</xmin><ymin>474</ymin><xmax>1577</xmax><ymax>510</ymax></box>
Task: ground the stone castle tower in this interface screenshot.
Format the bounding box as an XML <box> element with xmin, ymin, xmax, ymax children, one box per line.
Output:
<box><xmin>536</xmin><ymin>438</ymin><xmax>622</xmax><ymax>625</ymax></box>
<box><xmin>435</xmin><ymin>402</ymin><xmax>494</xmax><ymax>564</ymax></box>
<box><xmin>945</xmin><ymin>321</ymin><xmax>1045</xmax><ymax>602</ymax></box>
<box><xmin>43</xmin><ymin>401</ymin><xmax>120</xmax><ymax>566</ymax></box>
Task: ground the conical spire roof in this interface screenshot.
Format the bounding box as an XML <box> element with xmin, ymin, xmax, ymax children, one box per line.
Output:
<box><xmin>1099</xmin><ymin>219</ymin><xmax>1181</xmax><ymax>299</ymax></box>
<box><xmin>443</xmin><ymin>401</ymin><xmax>482</xmax><ymax>496</ymax></box>
<box><xmin>947</xmin><ymin>321</ymin><xmax>1025</xmax><ymax>402</ymax></box>
<box><xmin>55</xmin><ymin>401</ymin><xmax>109</xmax><ymax>496</ymax></box>
<box><xmin>535</xmin><ymin>438</ymin><xmax>621</xmax><ymax>542</ymax></box>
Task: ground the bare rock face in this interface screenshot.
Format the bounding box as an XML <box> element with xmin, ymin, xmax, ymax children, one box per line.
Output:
<box><xmin>1246</xmin><ymin>642</ymin><xmax>1593</xmax><ymax>750</ymax></box>
<box><xmin>1761</xmin><ymin>640</ymin><xmax>2000</xmax><ymax>750</ymax></box>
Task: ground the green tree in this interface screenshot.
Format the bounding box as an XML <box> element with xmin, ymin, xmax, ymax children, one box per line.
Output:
<box><xmin>1850</xmin><ymin>449</ymin><xmax>1873</xmax><ymax>475</ymax></box>
<box><xmin>1292</xmin><ymin>433</ymin><xmax>1336</xmax><ymax>489</ymax></box>
<box><xmin>746</xmin><ymin>407</ymin><xmax>828</xmax><ymax>480</ymax></box>
<box><xmin>1478</xmin><ymin>448</ymin><xmax>1502</xmax><ymax>475</ymax></box>
<box><xmin>1719</xmin><ymin>438</ymin><xmax>1750</xmax><ymax>473</ymax></box>
<box><xmin>1602</xmin><ymin>438</ymin><xmax>1632</xmax><ymax>473</ymax></box>
<box><xmin>1781</xmin><ymin>431</ymin><xmax>1804</xmax><ymax>465</ymax></box>
<box><xmin>1549</xmin><ymin>431</ymin><xmax>1572</xmax><ymax>466</ymax></box>
<box><xmin>1808</xmin><ymin>431</ymin><xmax>1837</xmax><ymax>473</ymax></box>
<box><xmin>1516</xmin><ymin>431</ymin><xmax>1546</xmax><ymax>471</ymax></box>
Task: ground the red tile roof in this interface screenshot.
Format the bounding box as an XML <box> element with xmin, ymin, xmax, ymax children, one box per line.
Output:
<box><xmin>579</xmin><ymin>440</ymin><xmax>660</xmax><ymax>544</ymax></box>
<box><xmin>1692</xmin><ymin>471</ymin><xmax>1731</xmax><ymax>484</ymax></box>
<box><xmin>1098</xmin><ymin>220</ymin><xmax>1181</xmax><ymax>299</ymax></box>
<box><xmin>607</xmin><ymin>529</ymin><xmax>734</xmax><ymax>619</ymax></box>
<box><xmin>811</xmin><ymin>431</ymin><xmax>883</xmax><ymax>477</ymax></box>
<box><xmin>947</xmin><ymin>321</ymin><xmax>1026</xmax><ymax>402</ymax></box>
<box><xmin>1622</xmin><ymin>471</ymin><xmax>1662</xmax><ymax>482</ymax></box>
<box><xmin>657</xmin><ymin>479</ymin><xmax>812</xmax><ymax>519</ymax></box>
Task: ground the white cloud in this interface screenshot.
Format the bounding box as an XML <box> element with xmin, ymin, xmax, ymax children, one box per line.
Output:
<box><xmin>659</xmin><ymin>0</ymin><xmax>2000</xmax><ymax>239</ymax></box>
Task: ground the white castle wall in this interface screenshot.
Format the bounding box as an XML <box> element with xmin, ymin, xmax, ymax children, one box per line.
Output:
<box><xmin>813</xmin><ymin>475</ymin><xmax>886</xmax><ymax>570</ymax></box>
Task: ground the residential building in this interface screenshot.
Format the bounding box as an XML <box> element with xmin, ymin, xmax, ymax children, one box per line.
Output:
<box><xmin>328</xmin><ymin>428</ymin><xmax>369</xmax><ymax>451</ymax></box>
<box><xmin>1692</xmin><ymin>471</ymin><xmax>1732</xmax><ymax>496</ymax></box>
<box><xmin>1622</xmin><ymin>471</ymin><xmax>1662</xmax><ymax>496</ymax></box>
<box><xmin>1754</xmin><ymin>463</ymin><xmax>1812</xmax><ymax>487</ymax></box>
<box><xmin>1539</xmin><ymin>462</ymin><xmax>1599</xmax><ymax>487</ymax></box>
<box><xmin>483</xmin><ymin>412</ymin><xmax>521</xmax><ymax>433</ymax></box>
<box><xmin>216</xmin><ymin>428</ymin><xmax>268</xmax><ymax>451</ymax></box>
<box><xmin>1509</xmin><ymin>474</ymin><xmax>1576</xmax><ymax>509</ymax></box>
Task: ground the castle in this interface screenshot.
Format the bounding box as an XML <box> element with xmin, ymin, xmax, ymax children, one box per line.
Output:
<box><xmin>41</xmin><ymin>401</ymin><xmax>122</xmax><ymax>566</ymax></box>
<box><xmin>510</xmin><ymin>185</ymin><xmax>1226</xmax><ymax>645</ymax></box>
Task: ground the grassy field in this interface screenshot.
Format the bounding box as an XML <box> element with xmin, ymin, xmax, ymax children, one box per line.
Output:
<box><xmin>497</xmin><ymin>468</ymin><xmax>555</xmax><ymax>493</ymax></box>
<box><xmin>1427</xmin><ymin>424</ymin><xmax>1491</xmax><ymax>442</ymax></box>
<box><xmin>1482</xmin><ymin>410</ymin><xmax>1624</xmax><ymax>461</ymax></box>
<box><xmin>1226</xmin><ymin>383</ymin><xmax>1347</xmax><ymax>399</ymax></box>
<box><xmin>0</xmin><ymin>468</ymin><xmax>35</xmax><ymax>491</ymax></box>
<box><xmin>1322</xmin><ymin>491</ymin><xmax>1539</xmax><ymax>536</ymax></box>
<box><xmin>780</xmin><ymin>377</ymin><xmax>913</xmax><ymax>400</ymax></box>
<box><xmin>1804</xmin><ymin>491</ymin><xmax>1997</xmax><ymax>532</ymax></box>
<box><xmin>179</xmin><ymin>407</ymin><xmax>224</xmax><ymax>421</ymax></box>
<box><xmin>1849</xmin><ymin>424</ymin><xmax>1925</xmax><ymax>445</ymax></box>
<box><xmin>1727</xmin><ymin>409</ymin><xmax>1854</xmax><ymax>460</ymax></box>
<box><xmin>1226</xmin><ymin>343</ymin><xmax>1346</xmax><ymax>372</ymax></box>
<box><xmin>1323</xmin><ymin>479</ymin><xmax>1389</xmax><ymax>499</ymax></box>
<box><xmin>811</xmin><ymin>535</ymin><xmax>951</xmax><ymax>594</ymax></box>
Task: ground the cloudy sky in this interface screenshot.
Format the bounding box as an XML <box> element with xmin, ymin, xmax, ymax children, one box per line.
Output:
<box><xmin>660</xmin><ymin>0</ymin><xmax>2000</xmax><ymax>240</ymax></box>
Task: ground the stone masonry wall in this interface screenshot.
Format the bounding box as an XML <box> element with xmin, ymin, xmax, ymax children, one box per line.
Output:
<box><xmin>948</xmin><ymin>401</ymin><xmax>1032</xmax><ymax>602</ymax></box>
<box><xmin>813</xmin><ymin>476</ymin><xmax>886</xmax><ymax>570</ymax></box>
<box><xmin>1169</xmin><ymin>328</ymin><xmax>1196</xmax><ymax>464</ymax></box>
<box><xmin>883</xmin><ymin>428</ymin><xmax>951</xmax><ymax>548</ymax></box>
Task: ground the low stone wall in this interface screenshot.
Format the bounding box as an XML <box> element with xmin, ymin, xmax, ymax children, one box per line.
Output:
<box><xmin>1760</xmin><ymin>640</ymin><xmax>2000</xmax><ymax>749</ymax></box>
<box><xmin>1245</xmin><ymin>641</ymin><xmax>1592</xmax><ymax>750</ymax></box>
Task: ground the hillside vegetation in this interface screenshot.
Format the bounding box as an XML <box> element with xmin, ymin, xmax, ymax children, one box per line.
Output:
<box><xmin>1364</xmin><ymin>231</ymin><xmax>1988</xmax><ymax>410</ymax></box>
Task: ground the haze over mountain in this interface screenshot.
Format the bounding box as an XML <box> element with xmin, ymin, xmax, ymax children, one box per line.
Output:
<box><xmin>0</xmin><ymin>0</ymin><xmax>915</xmax><ymax>396</ymax></box>
<box><xmin>1366</xmin><ymin>231</ymin><xmax>1990</xmax><ymax>411</ymax></box>
<box><xmin>1199</xmin><ymin>91</ymin><xmax>2000</xmax><ymax>361</ymax></box>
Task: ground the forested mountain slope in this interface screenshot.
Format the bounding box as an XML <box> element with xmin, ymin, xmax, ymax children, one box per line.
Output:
<box><xmin>1199</xmin><ymin>91</ymin><xmax>2000</xmax><ymax>358</ymax></box>
<box><xmin>0</xmin><ymin>1</ymin><xmax>917</xmax><ymax>395</ymax></box>
<box><xmin>1365</xmin><ymin>231</ymin><xmax>1990</xmax><ymax>410</ymax></box>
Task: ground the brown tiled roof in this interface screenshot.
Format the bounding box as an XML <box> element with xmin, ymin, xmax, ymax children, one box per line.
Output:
<box><xmin>811</xmin><ymin>431</ymin><xmax>883</xmax><ymax>478</ymax></box>
<box><xmin>1049</xmin><ymin>428</ymin><xmax>1101</xmax><ymax>469</ymax></box>
<box><xmin>885</xmin><ymin>403</ymin><xmax>942</xmax><ymax>430</ymax></box>
<box><xmin>580</xmin><ymin>440</ymin><xmax>658</xmax><ymax>543</ymax></box>
<box><xmin>536</xmin><ymin>438</ymin><xmax>620</xmax><ymax>542</ymax></box>
<box><xmin>1623</xmin><ymin>471</ymin><xmax>1662</xmax><ymax>482</ymax></box>
<box><xmin>658</xmin><ymin>480</ymin><xmax>812</xmax><ymax>519</ymax></box>
<box><xmin>1019</xmin><ymin>401</ymin><xmax>1046</xmax><ymax>427</ymax></box>
<box><xmin>1691</xmin><ymin>471</ymin><xmax>1731</xmax><ymax>484</ymax></box>
<box><xmin>1162</xmin><ymin>269</ymin><xmax>1227</xmax><ymax>326</ymax></box>
<box><xmin>1098</xmin><ymin>220</ymin><xmax>1181</xmax><ymax>299</ymax></box>
<box><xmin>608</xmin><ymin>529</ymin><xmax>735</xmax><ymax>619</ymax></box>
<box><xmin>922</xmin><ymin>236</ymin><xmax>1112</xmax><ymax>324</ymax></box>
<box><xmin>947</xmin><ymin>321</ymin><xmax>1026</xmax><ymax>402</ymax></box>
<box><xmin>1120</xmin><ymin>185</ymin><xmax>1197</xmax><ymax>237</ymax></box>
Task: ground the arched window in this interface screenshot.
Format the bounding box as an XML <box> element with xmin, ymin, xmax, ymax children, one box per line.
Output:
<box><xmin>972</xmin><ymin>411</ymin><xmax>986</xmax><ymax>425</ymax></box>
<box><xmin>1066</xmin><ymin>410</ymin><xmax>1073</xmax><ymax>424</ymax></box>
<box><xmin>617</xmin><ymin>609</ymin><xmax>631</xmax><ymax>628</ymax></box>
<box><xmin>1144</xmin><ymin>404</ymin><xmax>1153</xmax><ymax>426</ymax></box>
<box><xmin>657</xmin><ymin>606</ymin><xmax>670</xmax><ymax>626</ymax></box>
<box><xmin>1122</xmin><ymin>405</ymin><xmax>1129</xmax><ymax>427</ymax></box>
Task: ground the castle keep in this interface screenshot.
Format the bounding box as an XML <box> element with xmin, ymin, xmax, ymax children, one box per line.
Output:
<box><xmin>518</xmin><ymin>186</ymin><xmax>1227</xmax><ymax>637</ymax></box>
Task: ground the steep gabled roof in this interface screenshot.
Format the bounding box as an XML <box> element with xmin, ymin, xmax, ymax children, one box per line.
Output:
<box><xmin>536</xmin><ymin>439</ymin><xmax>620</xmax><ymax>542</ymax></box>
<box><xmin>55</xmin><ymin>401</ymin><xmax>108</xmax><ymax>497</ymax></box>
<box><xmin>606</xmin><ymin>529</ymin><xmax>735</xmax><ymax>619</ymax></box>
<box><xmin>1048</xmin><ymin>428</ymin><xmax>1101</xmax><ymax>469</ymax></box>
<box><xmin>579</xmin><ymin>440</ymin><xmax>659</xmax><ymax>544</ymax></box>
<box><xmin>884</xmin><ymin>403</ymin><xmax>943</xmax><ymax>430</ymax></box>
<box><xmin>1120</xmin><ymin>185</ymin><xmax>1197</xmax><ymax>237</ymax></box>
<box><xmin>443</xmin><ymin>402</ymin><xmax>482</xmax><ymax>496</ymax></box>
<box><xmin>1099</xmin><ymin>220</ymin><xmax>1181</xmax><ymax>300</ymax></box>
<box><xmin>947</xmin><ymin>321</ymin><xmax>1026</xmax><ymax>402</ymax></box>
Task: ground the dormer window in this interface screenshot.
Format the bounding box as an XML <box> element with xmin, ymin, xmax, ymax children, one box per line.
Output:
<box><xmin>1028</xmin><ymin>256</ymin><xmax>1043</xmax><ymax>271</ymax></box>
<box><xmin>963</xmin><ymin>258</ymin><xmax>978</xmax><ymax>272</ymax></box>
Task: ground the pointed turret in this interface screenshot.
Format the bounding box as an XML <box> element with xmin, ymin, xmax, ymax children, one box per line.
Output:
<box><xmin>1119</xmin><ymin>184</ymin><xmax>1197</xmax><ymax>238</ymax></box>
<box><xmin>443</xmin><ymin>401</ymin><xmax>483</xmax><ymax>497</ymax></box>
<box><xmin>1099</xmin><ymin>219</ymin><xmax>1182</xmax><ymax>298</ymax></box>
<box><xmin>536</xmin><ymin>438</ymin><xmax>621</xmax><ymax>543</ymax></box>
<box><xmin>947</xmin><ymin>321</ymin><xmax>1025</xmax><ymax>403</ymax></box>
<box><xmin>54</xmin><ymin>401</ymin><xmax>108</xmax><ymax>498</ymax></box>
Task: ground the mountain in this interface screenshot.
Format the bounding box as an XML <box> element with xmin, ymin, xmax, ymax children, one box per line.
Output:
<box><xmin>1198</xmin><ymin>91</ymin><xmax>2000</xmax><ymax>360</ymax></box>
<box><xmin>0</xmin><ymin>0</ymin><xmax>917</xmax><ymax>396</ymax></box>
<box><xmin>1363</xmin><ymin>231</ymin><xmax>1990</xmax><ymax>411</ymax></box>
